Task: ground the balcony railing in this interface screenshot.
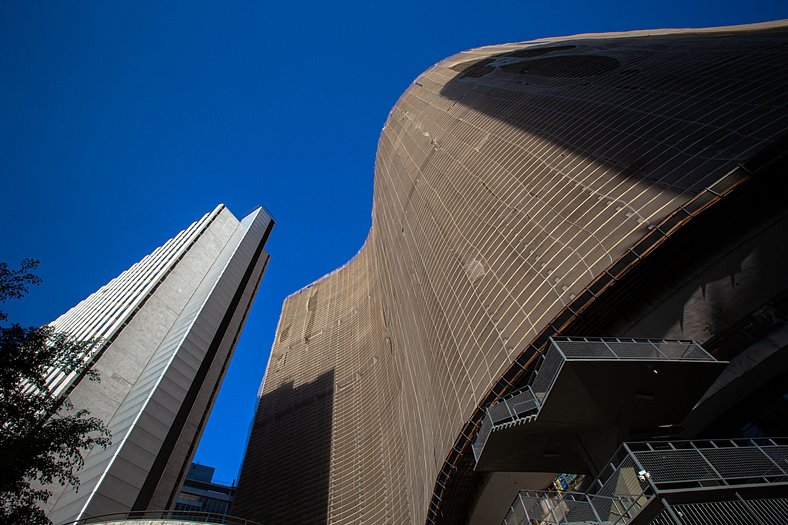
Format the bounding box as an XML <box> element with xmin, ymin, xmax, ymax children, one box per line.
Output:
<box><xmin>550</xmin><ymin>337</ymin><xmax>715</xmax><ymax>361</ymax></box>
<box><xmin>501</xmin><ymin>438</ymin><xmax>788</xmax><ymax>525</ymax></box>
<box><xmin>592</xmin><ymin>437</ymin><xmax>788</xmax><ymax>498</ymax></box>
<box><xmin>472</xmin><ymin>386</ymin><xmax>541</xmax><ymax>461</ymax></box>
<box><xmin>472</xmin><ymin>337</ymin><xmax>717</xmax><ymax>463</ymax></box>
<box><xmin>502</xmin><ymin>490</ymin><xmax>653</xmax><ymax>525</ymax></box>
<box><xmin>649</xmin><ymin>496</ymin><xmax>788</xmax><ymax>525</ymax></box>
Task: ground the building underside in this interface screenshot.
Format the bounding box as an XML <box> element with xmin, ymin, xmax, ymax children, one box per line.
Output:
<box><xmin>234</xmin><ymin>21</ymin><xmax>788</xmax><ymax>525</ymax></box>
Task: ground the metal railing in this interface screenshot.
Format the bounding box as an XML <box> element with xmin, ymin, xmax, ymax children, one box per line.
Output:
<box><xmin>502</xmin><ymin>490</ymin><xmax>653</xmax><ymax>525</ymax></box>
<box><xmin>501</xmin><ymin>438</ymin><xmax>788</xmax><ymax>525</ymax></box>
<box><xmin>60</xmin><ymin>510</ymin><xmax>263</xmax><ymax>525</ymax></box>
<box><xmin>549</xmin><ymin>337</ymin><xmax>715</xmax><ymax>362</ymax></box>
<box><xmin>472</xmin><ymin>338</ymin><xmax>716</xmax><ymax>463</ymax></box>
<box><xmin>471</xmin><ymin>386</ymin><xmax>540</xmax><ymax>461</ymax></box>
<box><xmin>591</xmin><ymin>437</ymin><xmax>788</xmax><ymax>498</ymax></box>
<box><xmin>649</xmin><ymin>496</ymin><xmax>788</xmax><ymax>525</ymax></box>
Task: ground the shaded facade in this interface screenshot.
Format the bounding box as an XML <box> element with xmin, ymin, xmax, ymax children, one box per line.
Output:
<box><xmin>500</xmin><ymin>436</ymin><xmax>788</xmax><ymax>525</ymax></box>
<box><xmin>234</xmin><ymin>22</ymin><xmax>788</xmax><ymax>524</ymax></box>
<box><xmin>45</xmin><ymin>204</ymin><xmax>274</xmax><ymax>525</ymax></box>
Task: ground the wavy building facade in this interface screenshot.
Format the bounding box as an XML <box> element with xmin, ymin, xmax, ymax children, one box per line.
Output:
<box><xmin>234</xmin><ymin>22</ymin><xmax>788</xmax><ymax>524</ymax></box>
<box><xmin>44</xmin><ymin>204</ymin><xmax>274</xmax><ymax>525</ymax></box>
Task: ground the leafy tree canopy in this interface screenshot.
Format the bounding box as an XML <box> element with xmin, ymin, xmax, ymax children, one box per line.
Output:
<box><xmin>0</xmin><ymin>260</ymin><xmax>111</xmax><ymax>525</ymax></box>
<box><xmin>0</xmin><ymin>259</ymin><xmax>41</xmax><ymax>321</ymax></box>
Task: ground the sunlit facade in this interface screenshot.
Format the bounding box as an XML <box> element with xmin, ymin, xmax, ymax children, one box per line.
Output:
<box><xmin>45</xmin><ymin>204</ymin><xmax>273</xmax><ymax>525</ymax></box>
<box><xmin>234</xmin><ymin>22</ymin><xmax>788</xmax><ymax>524</ymax></box>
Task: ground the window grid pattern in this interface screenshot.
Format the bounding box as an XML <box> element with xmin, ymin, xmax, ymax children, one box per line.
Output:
<box><xmin>44</xmin><ymin>205</ymin><xmax>223</xmax><ymax>397</ymax></box>
<box><xmin>42</xmin><ymin>206</ymin><xmax>273</xmax><ymax>524</ymax></box>
<box><xmin>235</xmin><ymin>25</ymin><xmax>788</xmax><ymax>525</ymax></box>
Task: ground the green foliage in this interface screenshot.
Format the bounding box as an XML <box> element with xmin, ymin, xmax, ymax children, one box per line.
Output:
<box><xmin>0</xmin><ymin>259</ymin><xmax>42</xmax><ymax>322</ymax></box>
<box><xmin>0</xmin><ymin>260</ymin><xmax>111</xmax><ymax>525</ymax></box>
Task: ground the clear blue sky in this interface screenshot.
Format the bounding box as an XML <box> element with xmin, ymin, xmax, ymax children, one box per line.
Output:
<box><xmin>1</xmin><ymin>1</ymin><xmax>785</xmax><ymax>484</ymax></box>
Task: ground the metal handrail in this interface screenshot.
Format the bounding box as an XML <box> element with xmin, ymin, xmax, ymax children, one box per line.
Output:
<box><xmin>475</xmin><ymin>338</ymin><xmax>719</xmax><ymax>465</ymax></box>
<box><xmin>59</xmin><ymin>510</ymin><xmax>264</xmax><ymax>525</ymax></box>
<box><xmin>590</xmin><ymin>437</ymin><xmax>788</xmax><ymax>498</ymax></box>
<box><xmin>503</xmin><ymin>490</ymin><xmax>654</xmax><ymax>525</ymax></box>
<box><xmin>549</xmin><ymin>337</ymin><xmax>716</xmax><ymax>362</ymax></box>
<box><xmin>552</xmin><ymin>336</ymin><xmax>697</xmax><ymax>344</ymax></box>
<box><xmin>492</xmin><ymin>337</ymin><xmax>713</xmax><ymax>410</ymax></box>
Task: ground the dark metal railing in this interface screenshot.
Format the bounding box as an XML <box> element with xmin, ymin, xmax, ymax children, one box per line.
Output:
<box><xmin>591</xmin><ymin>437</ymin><xmax>788</xmax><ymax>497</ymax></box>
<box><xmin>501</xmin><ymin>438</ymin><xmax>788</xmax><ymax>525</ymax></box>
<box><xmin>502</xmin><ymin>489</ymin><xmax>652</xmax><ymax>525</ymax></box>
<box><xmin>472</xmin><ymin>338</ymin><xmax>716</xmax><ymax>463</ymax></box>
<box><xmin>649</xmin><ymin>495</ymin><xmax>788</xmax><ymax>525</ymax></box>
<box><xmin>549</xmin><ymin>336</ymin><xmax>715</xmax><ymax>362</ymax></box>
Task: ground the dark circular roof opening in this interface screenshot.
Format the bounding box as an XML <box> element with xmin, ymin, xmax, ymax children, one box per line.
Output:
<box><xmin>502</xmin><ymin>44</ymin><xmax>577</xmax><ymax>59</ymax></box>
<box><xmin>500</xmin><ymin>54</ymin><xmax>620</xmax><ymax>78</ymax></box>
<box><xmin>452</xmin><ymin>58</ymin><xmax>496</xmax><ymax>79</ymax></box>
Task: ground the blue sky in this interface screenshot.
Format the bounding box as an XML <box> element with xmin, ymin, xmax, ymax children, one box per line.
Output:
<box><xmin>1</xmin><ymin>1</ymin><xmax>786</xmax><ymax>484</ymax></box>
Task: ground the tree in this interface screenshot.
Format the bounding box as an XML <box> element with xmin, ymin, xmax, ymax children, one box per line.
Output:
<box><xmin>0</xmin><ymin>259</ymin><xmax>41</xmax><ymax>321</ymax></box>
<box><xmin>0</xmin><ymin>260</ymin><xmax>111</xmax><ymax>525</ymax></box>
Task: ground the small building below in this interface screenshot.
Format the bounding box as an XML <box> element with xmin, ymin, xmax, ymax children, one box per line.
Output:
<box><xmin>174</xmin><ymin>463</ymin><xmax>235</xmax><ymax>517</ymax></box>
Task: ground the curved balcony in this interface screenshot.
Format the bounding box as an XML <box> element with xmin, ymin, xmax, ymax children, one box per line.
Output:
<box><xmin>502</xmin><ymin>438</ymin><xmax>788</xmax><ymax>525</ymax></box>
<box><xmin>473</xmin><ymin>337</ymin><xmax>726</xmax><ymax>473</ymax></box>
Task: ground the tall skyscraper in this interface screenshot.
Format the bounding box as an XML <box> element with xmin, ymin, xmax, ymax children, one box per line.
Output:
<box><xmin>234</xmin><ymin>21</ymin><xmax>788</xmax><ymax>525</ymax></box>
<box><xmin>43</xmin><ymin>204</ymin><xmax>273</xmax><ymax>525</ymax></box>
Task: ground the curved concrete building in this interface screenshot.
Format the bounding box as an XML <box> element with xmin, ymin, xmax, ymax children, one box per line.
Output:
<box><xmin>234</xmin><ymin>22</ymin><xmax>788</xmax><ymax>524</ymax></box>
